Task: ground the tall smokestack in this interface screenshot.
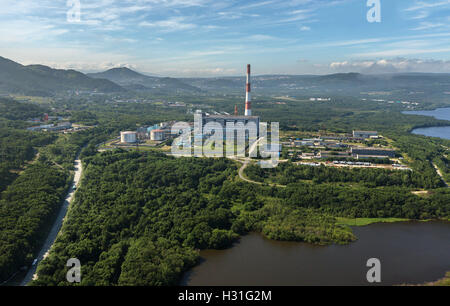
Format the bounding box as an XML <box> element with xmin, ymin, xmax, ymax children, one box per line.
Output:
<box><xmin>245</xmin><ymin>64</ymin><xmax>252</xmax><ymax>116</ymax></box>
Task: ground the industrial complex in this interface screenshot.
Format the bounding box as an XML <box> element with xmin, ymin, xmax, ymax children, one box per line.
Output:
<box><xmin>118</xmin><ymin>64</ymin><xmax>264</xmax><ymax>154</ymax></box>
<box><xmin>111</xmin><ymin>64</ymin><xmax>404</xmax><ymax>170</ymax></box>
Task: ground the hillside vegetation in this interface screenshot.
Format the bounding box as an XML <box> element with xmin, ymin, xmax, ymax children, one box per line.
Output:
<box><xmin>0</xmin><ymin>57</ymin><xmax>124</xmax><ymax>96</ymax></box>
<box><xmin>32</xmin><ymin>151</ymin><xmax>357</xmax><ymax>286</ymax></box>
<box><xmin>32</xmin><ymin>150</ymin><xmax>450</xmax><ymax>286</ymax></box>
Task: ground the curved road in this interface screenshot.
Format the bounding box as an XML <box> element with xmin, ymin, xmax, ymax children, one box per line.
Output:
<box><xmin>237</xmin><ymin>160</ymin><xmax>286</xmax><ymax>188</ymax></box>
<box><xmin>20</xmin><ymin>157</ymin><xmax>83</xmax><ymax>286</ymax></box>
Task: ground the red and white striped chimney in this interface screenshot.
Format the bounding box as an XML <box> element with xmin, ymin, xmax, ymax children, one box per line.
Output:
<box><xmin>245</xmin><ymin>64</ymin><xmax>252</xmax><ymax>116</ymax></box>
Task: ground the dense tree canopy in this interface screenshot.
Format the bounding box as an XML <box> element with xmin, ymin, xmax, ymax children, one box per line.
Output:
<box><xmin>0</xmin><ymin>163</ymin><xmax>70</xmax><ymax>281</ymax></box>
<box><xmin>245</xmin><ymin>161</ymin><xmax>444</xmax><ymax>189</ymax></box>
<box><xmin>32</xmin><ymin>151</ymin><xmax>360</xmax><ymax>286</ymax></box>
<box><xmin>32</xmin><ymin>150</ymin><xmax>450</xmax><ymax>286</ymax></box>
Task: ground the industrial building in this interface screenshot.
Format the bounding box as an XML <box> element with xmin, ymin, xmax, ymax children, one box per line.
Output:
<box><xmin>199</xmin><ymin>114</ymin><xmax>260</xmax><ymax>139</ymax></box>
<box><xmin>119</xmin><ymin>122</ymin><xmax>175</xmax><ymax>144</ymax></box>
<box><xmin>151</xmin><ymin>129</ymin><xmax>165</xmax><ymax>141</ymax></box>
<box><xmin>351</xmin><ymin>147</ymin><xmax>396</xmax><ymax>159</ymax></box>
<box><xmin>27</xmin><ymin>124</ymin><xmax>53</xmax><ymax>131</ymax></box>
<box><xmin>27</xmin><ymin>122</ymin><xmax>72</xmax><ymax>132</ymax></box>
<box><xmin>136</xmin><ymin>127</ymin><xmax>149</xmax><ymax>140</ymax></box>
<box><xmin>200</xmin><ymin>64</ymin><xmax>261</xmax><ymax>140</ymax></box>
<box><xmin>147</xmin><ymin>124</ymin><xmax>161</xmax><ymax>133</ymax></box>
<box><xmin>353</xmin><ymin>131</ymin><xmax>378</xmax><ymax>139</ymax></box>
<box><xmin>50</xmin><ymin>122</ymin><xmax>72</xmax><ymax>131</ymax></box>
<box><xmin>120</xmin><ymin>131</ymin><xmax>137</xmax><ymax>144</ymax></box>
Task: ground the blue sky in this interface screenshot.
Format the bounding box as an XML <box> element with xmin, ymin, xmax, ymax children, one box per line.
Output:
<box><xmin>0</xmin><ymin>0</ymin><xmax>449</xmax><ymax>76</ymax></box>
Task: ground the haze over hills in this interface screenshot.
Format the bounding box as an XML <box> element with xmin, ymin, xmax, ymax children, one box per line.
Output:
<box><xmin>182</xmin><ymin>72</ymin><xmax>450</xmax><ymax>98</ymax></box>
<box><xmin>1</xmin><ymin>56</ymin><xmax>450</xmax><ymax>99</ymax></box>
<box><xmin>87</xmin><ymin>67</ymin><xmax>203</xmax><ymax>94</ymax></box>
<box><xmin>0</xmin><ymin>56</ymin><xmax>125</xmax><ymax>97</ymax></box>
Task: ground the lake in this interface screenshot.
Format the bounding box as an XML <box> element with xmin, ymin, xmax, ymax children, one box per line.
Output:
<box><xmin>181</xmin><ymin>108</ymin><xmax>450</xmax><ymax>287</ymax></box>
<box><xmin>181</xmin><ymin>221</ymin><xmax>450</xmax><ymax>286</ymax></box>
<box><xmin>403</xmin><ymin>108</ymin><xmax>450</xmax><ymax>139</ymax></box>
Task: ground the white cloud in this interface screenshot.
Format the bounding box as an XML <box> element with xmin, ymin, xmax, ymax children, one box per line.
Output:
<box><xmin>165</xmin><ymin>67</ymin><xmax>238</xmax><ymax>76</ymax></box>
<box><xmin>0</xmin><ymin>19</ymin><xmax>68</xmax><ymax>43</ymax></box>
<box><xmin>412</xmin><ymin>21</ymin><xmax>446</xmax><ymax>31</ymax></box>
<box><xmin>405</xmin><ymin>0</ymin><xmax>450</xmax><ymax>12</ymax></box>
<box><xmin>139</xmin><ymin>17</ymin><xmax>197</xmax><ymax>31</ymax></box>
<box><xmin>279</xmin><ymin>11</ymin><xmax>314</xmax><ymax>23</ymax></box>
<box><xmin>0</xmin><ymin>46</ymin><xmax>133</xmax><ymax>71</ymax></box>
<box><xmin>330</xmin><ymin>58</ymin><xmax>450</xmax><ymax>74</ymax></box>
<box><xmin>238</xmin><ymin>0</ymin><xmax>278</xmax><ymax>10</ymax></box>
<box><xmin>355</xmin><ymin>48</ymin><xmax>450</xmax><ymax>57</ymax></box>
<box><xmin>410</xmin><ymin>11</ymin><xmax>430</xmax><ymax>20</ymax></box>
<box><xmin>248</xmin><ymin>34</ymin><xmax>276</xmax><ymax>41</ymax></box>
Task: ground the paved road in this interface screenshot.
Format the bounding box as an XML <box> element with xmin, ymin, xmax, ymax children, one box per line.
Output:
<box><xmin>237</xmin><ymin>160</ymin><xmax>286</xmax><ymax>188</ymax></box>
<box><xmin>20</xmin><ymin>157</ymin><xmax>83</xmax><ymax>286</ymax></box>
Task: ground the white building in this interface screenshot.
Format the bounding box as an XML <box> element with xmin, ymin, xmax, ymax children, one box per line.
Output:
<box><xmin>151</xmin><ymin>129</ymin><xmax>165</xmax><ymax>141</ymax></box>
<box><xmin>121</xmin><ymin>131</ymin><xmax>137</xmax><ymax>143</ymax></box>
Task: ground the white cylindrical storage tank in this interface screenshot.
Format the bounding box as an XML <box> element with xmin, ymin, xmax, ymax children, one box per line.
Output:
<box><xmin>151</xmin><ymin>129</ymin><xmax>165</xmax><ymax>141</ymax></box>
<box><xmin>121</xmin><ymin>131</ymin><xmax>137</xmax><ymax>143</ymax></box>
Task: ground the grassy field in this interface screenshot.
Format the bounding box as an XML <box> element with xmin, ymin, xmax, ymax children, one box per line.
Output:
<box><xmin>10</xmin><ymin>95</ymin><xmax>53</xmax><ymax>105</ymax></box>
<box><xmin>336</xmin><ymin>217</ymin><xmax>410</xmax><ymax>226</ymax></box>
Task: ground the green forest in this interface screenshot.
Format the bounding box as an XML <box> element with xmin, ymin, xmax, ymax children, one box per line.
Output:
<box><xmin>0</xmin><ymin>98</ymin><xmax>113</xmax><ymax>283</ymax></box>
<box><xmin>0</xmin><ymin>163</ymin><xmax>70</xmax><ymax>281</ymax></box>
<box><xmin>32</xmin><ymin>151</ymin><xmax>449</xmax><ymax>286</ymax></box>
<box><xmin>245</xmin><ymin>157</ymin><xmax>446</xmax><ymax>190</ymax></box>
<box><xmin>31</xmin><ymin>151</ymin><xmax>357</xmax><ymax>286</ymax></box>
<box><xmin>0</xmin><ymin>99</ymin><xmax>56</xmax><ymax>192</ymax></box>
<box><xmin>0</xmin><ymin>93</ymin><xmax>448</xmax><ymax>286</ymax></box>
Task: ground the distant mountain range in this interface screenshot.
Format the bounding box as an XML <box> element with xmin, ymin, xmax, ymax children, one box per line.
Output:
<box><xmin>0</xmin><ymin>56</ymin><xmax>124</xmax><ymax>96</ymax></box>
<box><xmin>87</xmin><ymin>67</ymin><xmax>202</xmax><ymax>94</ymax></box>
<box><xmin>182</xmin><ymin>72</ymin><xmax>450</xmax><ymax>96</ymax></box>
<box><xmin>1</xmin><ymin>56</ymin><xmax>449</xmax><ymax>98</ymax></box>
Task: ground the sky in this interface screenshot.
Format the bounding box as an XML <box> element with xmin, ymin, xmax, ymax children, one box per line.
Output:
<box><xmin>0</xmin><ymin>0</ymin><xmax>450</xmax><ymax>76</ymax></box>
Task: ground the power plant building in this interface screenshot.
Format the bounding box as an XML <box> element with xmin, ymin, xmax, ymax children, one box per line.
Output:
<box><xmin>121</xmin><ymin>131</ymin><xmax>137</xmax><ymax>143</ymax></box>
<box><xmin>151</xmin><ymin>129</ymin><xmax>165</xmax><ymax>141</ymax></box>
<box><xmin>200</xmin><ymin>64</ymin><xmax>260</xmax><ymax>139</ymax></box>
<box><xmin>199</xmin><ymin>114</ymin><xmax>260</xmax><ymax>140</ymax></box>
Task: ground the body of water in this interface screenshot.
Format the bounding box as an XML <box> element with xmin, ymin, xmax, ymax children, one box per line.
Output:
<box><xmin>181</xmin><ymin>221</ymin><xmax>450</xmax><ymax>286</ymax></box>
<box><xmin>181</xmin><ymin>108</ymin><xmax>450</xmax><ymax>286</ymax></box>
<box><xmin>403</xmin><ymin>108</ymin><xmax>450</xmax><ymax>139</ymax></box>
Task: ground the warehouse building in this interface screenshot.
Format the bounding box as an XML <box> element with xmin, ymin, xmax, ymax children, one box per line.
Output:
<box><xmin>353</xmin><ymin>131</ymin><xmax>378</xmax><ymax>139</ymax></box>
<box><xmin>351</xmin><ymin>147</ymin><xmax>396</xmax><ymax>158</ymax></box>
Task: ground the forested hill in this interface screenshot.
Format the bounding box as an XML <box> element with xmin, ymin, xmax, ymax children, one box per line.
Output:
<box><xmin>87</xmin><ymin>67</ymin><xmax>202</xmax><ymax>94</ymax></box>
<box><xmin>0</xmin><ymin>56</ymin><xmax>125</xmax><ymax>96</ymax></box>
<box><xmin>183</xmin><ymin>73</ymin><xmax>450</xmax><ymax>101</ymax></box>
<box><xmin>183</xmin><ymin>72</ymin><xmax>450</xmax><ymax>94</ymax></box>
<box><xmin>0</xmin><ymin>98</ymin><xmax>55</xmax><ymax>191</ymax></box>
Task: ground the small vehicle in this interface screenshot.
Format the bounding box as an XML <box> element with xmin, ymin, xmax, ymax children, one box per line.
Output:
<box><xmin>32</xmin><ymin>259</ymin><xmax>38</xmax><ymax>266</ymax></box>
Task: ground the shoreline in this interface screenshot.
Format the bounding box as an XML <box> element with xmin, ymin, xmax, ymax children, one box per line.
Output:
<box><xmin>182</xmin><ymin>220</ymin><xmax>450</xmax><ymax>286</ymax></box>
